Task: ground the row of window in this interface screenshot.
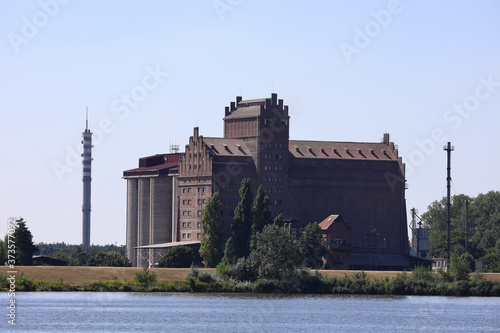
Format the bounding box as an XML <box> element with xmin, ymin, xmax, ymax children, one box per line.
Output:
<box><xmin>188</xmin><ymin>164</ymin><xmax>202</xmax><ymax>170</ymax></box>
<box><xmin>182</xmin><ymin>187</ymin><xmax>207</xmax><ymax>194</ymax></box>
<box><xmin>182</xmin><ymin>210</ymin><xmax>203</xmax><ymax>216</ymax></box>
<box><xmin>264</xmin><ymin>188</ymin><xmax>283</xmax><ymax>194</ymax></box>
<box><xmin>185</xmin><ymin>209</ymin><xmax>283</xmax><ymax>218</ymax></box>
<box><xmin>221</xmin><ymin>210</ymin><xmax>281</xmax><ymax>217</ymax></box>
<box><xmin>181</xmin><ymin>233</ymin><xmax>201</xmax><ymax>240</ymax></box>
<box><xmin>263</xmin><ymin>165</ymin><xmax>283</xmax><ymax>171</ymax></box>
<box><xmin>264</xmin><ymin>177</ymin><xmax>282</xmax><ymax>183</ymax></box>
<box><xmin>182</xmin><ymin>199</ymin><xmax>207</xmax><ymax>205</ymax></box>
<box><xmin>263</xmin><ymin>154</ymin><xmax>282</xmax><ymax>159</ymax></box>
<box><xmin>220</xmin><ymin>196</ymin><xmax>282</xmax><ymax>204</ymax></box>
<box><xmin>263</xmin><ymin>143</ymin><xmax>284</xmax><ymax>149</ymax></box>
<box><xmin>188</xmin><ymin>153</ymin><xmax>203</xmax><ymax>159</ymax></box>
<box><xmin>263</xmin><ymin>119</ymin><xmax>288</xmax><ymax>126</ymax></box>
<box><xmin>182</xmin><ymin>222</ymin><xmax>202</xmax><ymax>228</ymax></box>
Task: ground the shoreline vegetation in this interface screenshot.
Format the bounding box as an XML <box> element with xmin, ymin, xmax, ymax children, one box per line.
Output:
<box><xmin>1</xmin><ymin>266</ymin><xmax>499</xmax><ymax>296</ymax></box>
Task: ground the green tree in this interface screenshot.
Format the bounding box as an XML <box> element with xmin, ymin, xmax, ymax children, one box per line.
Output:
<box><xmin>13</xmin><ymin>218</ymin><xmax>38</xmax><ymax>265</ymax></box>
<box><xmin>422</xmin><ymin>194</ymin><xmax>472</xmax><ymax>258</ymax></box>
<box><xmin>87</xmin><ymin>251</ymin><xmax>107</xmax><ymax>266</ymax></box>
<box><xmin>251</xmin><ymin>185</ymin><xmax>271</xmax><ymax>250</ymax></box>
<box><xmin>102</xmin><ymin>251</ymin><xmax>130</xmax><ymax>267</ymax></box>
<box><xmin>87</xmin><ymin>250</ymin><xmax>130</xmax><ymax>267</ymax></box>
<box><xmin>299</xmin><ymin>222</ymin><xmax>325</xmax><ymax>268</ymax></box>
<box><xmin>223</xmin><ymin>178</ymin><xmax>253</xmax><ymax>263</ymax></box>
<box><xmin>273</xmin><ymin>213</ymin><xmax>284</xmax><ymax>226</ymax></box>
<box><xmin>69</xmin><ymin>246</ymin><xmax>89</xmax><ymax>266</ymax></box>
<box><xmin>421</xmin><ymin>191</ymin><xmax>500</xmax><ymax>268</ymax></box>
<box><xmin>199</xmin><ymin>192</ymin><xmax>224</xmax><ymax>267</ymax></box>
<box><xmin>469</xmin><ymin>191</ymin><xmax>500</xmax><ymax>256</ymax></box>
<box><xmin>222</xmin><ymin>236</ymin><xmax>238</xmax><ymax>265</ymax></box>
<box><xmin>482</xmin><ymin>243</ymin><xmax>500</xmax><ymax>272</ymax></box>
<box><xmin>249</xmin><ymin>224</ymin><xmax>302</xmax><ymax>280</ymax></box>
<box><xmin>158</xmin><ymin>246</ymin><xmax>195</xmax><ymax>268</ymax></box>
<box><xmin>0</xmin><ymin>235</ymin><xmax>7</xmax><ymax>264</ymax></box>
<box><xmin>450</xmin><ymin>252</ymin><xmax>475</xmax><ymax>281</ymax></box>
<box><xmin>49</xmin><ymin>251</ymin><xmax>71</xmax><ymax>263</ymax></box>
<box><xmin>35</xmin><ymin>242</ymin><xmax>127</xmax><ymax>257</ymax></box>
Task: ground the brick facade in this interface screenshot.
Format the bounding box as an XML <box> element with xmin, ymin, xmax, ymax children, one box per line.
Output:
<box><xmin>125</xmin><ymin>93</ymin><xmax>410</xmax><ymax>269</ymax></box>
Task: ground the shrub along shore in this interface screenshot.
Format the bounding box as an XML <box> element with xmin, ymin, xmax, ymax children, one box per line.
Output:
<box><xmin>1</xmin><ymin>266</ymin><xmax>499</xmax><ymax>296</ymax></box>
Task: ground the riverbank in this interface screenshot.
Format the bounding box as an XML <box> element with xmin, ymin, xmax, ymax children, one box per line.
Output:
<box><xmin>1</xmin><ymin>266</ymin><xmax>499</xmax><ymax>296</ymax></box>
<box><xmin>2</xmin><ymin>266</ymin><xmax>499</xmax><ymax>284</ymax></box>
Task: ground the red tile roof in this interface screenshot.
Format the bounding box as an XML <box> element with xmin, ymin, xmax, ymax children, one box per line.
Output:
<box><xmin>202</xmin><ymin>138</ymin><xmax>399</xmax><ymax>162</ymax></box>
<box><xmin>289</xmin><ymin>140</ymin><xmax>397</xmax><ymax>161</ymax></box>
<box><xmin>319</xmin><ymin>214</ymin><xmax>343</xmax><ymax>230</ymax></box>
<box><xmin>203</xmin><ymin>137</ymin><xmax>251</xmax><ymax>157</ymax></box>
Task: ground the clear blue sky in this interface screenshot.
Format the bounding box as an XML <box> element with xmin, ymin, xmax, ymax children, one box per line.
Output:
<box><xmin>1</xmin><ymin>1</ymin><xmax>499</xmax><ymax>245</ymax></box>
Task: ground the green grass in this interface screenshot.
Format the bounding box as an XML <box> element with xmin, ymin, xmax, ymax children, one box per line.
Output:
<box><xmin>1</xmin><ymin>266</ymin><xmax>499</xmax><ymax>296</ymax></box>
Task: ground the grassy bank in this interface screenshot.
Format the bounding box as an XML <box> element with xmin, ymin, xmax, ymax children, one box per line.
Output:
<box><xmin>4</xmin><ymin>266</ymin><xmax>499</xmax><ymax>285</ymax></box>
<box><xmin>1</xmin><ymin>266</ymin><xmax>499</xmax><ymax>296</ymax></box>
<box><xmin>0</xmin><ymin>266</ymin><xmax>204</xmax><ymax>285</ymax></box>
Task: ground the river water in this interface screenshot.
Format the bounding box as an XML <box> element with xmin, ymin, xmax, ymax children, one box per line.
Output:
<box><xmin>2</xmin><ymin>292</ymin><xmax>499</xmax><ymax>332</ymax></box>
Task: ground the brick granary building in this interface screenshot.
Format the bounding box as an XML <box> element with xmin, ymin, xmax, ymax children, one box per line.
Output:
<box><xmin>124</xmin><ymin>93</ymin><xmax>410</xmax><ymax>269</ymax></box>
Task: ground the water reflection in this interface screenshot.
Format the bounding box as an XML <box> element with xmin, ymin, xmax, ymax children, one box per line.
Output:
<box><xmin>4</xmin><ymin>292</ymin><xmax>500</xmax><ymax>333</ymax></box>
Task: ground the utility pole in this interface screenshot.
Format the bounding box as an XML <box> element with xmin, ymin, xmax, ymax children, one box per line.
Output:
<box><xmin>443</xmin><ymin>142</ymin><xmax>454</xmax><ymax>268</ymax></box>
<box><xmin>411</xmin><ymin>208</ymin><xmax>418</xmax><ymax>256</ymax></box>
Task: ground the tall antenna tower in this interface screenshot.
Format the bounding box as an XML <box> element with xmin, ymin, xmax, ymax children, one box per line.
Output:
<box><xmin>443</xmin><ymin>142</ymin><xmax>454</xmax><ymax>267</ymax></box>
<box><xmin>82</xmin><ymin>108</ymin><xmax>93</xmax><ymax>247</ymax></box>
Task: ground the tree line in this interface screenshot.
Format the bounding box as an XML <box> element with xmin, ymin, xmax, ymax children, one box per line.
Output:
<box><xmin>422</xmin><ymin>190</ymin><xmax>500</xmax><ymax>272</ymax></box>
<box><xmin>0</xmin><ymin>218</ymin><xmax>130</xmax><ymax>267</ymax></box>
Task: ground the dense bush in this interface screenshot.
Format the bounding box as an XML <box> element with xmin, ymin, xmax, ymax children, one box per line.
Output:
<box><xmin>227</xmin><ymin>257</ymin><xmax>259</xmax><ymax>282</ymax></box>
<box><xmin>1</xmin><ymin>268</ymin><xmax>499</xmax><ymax>295</ymax></box>
<box><xmin>185</xmin><ymin>266</ymin><xmax>217</xmax><ymax>283</ymax></box>
<box><xmin>87</xmin><ymin>251</ymin><xmax>131</xmax><ymax>267</ymax></box>
<box><xmin>450</xmin><ymin>252</ymin><xmax>475</xmax><ymax>281</ymax></box>
<box><xmin>482</xmin><ymin>247</ymin><xmax>500</xmax><ymax>272</ymax></box>
<box><xmin>158</xmin><ymin>246</ymin><xmax>195</xmax><ymax>268</ymax></box>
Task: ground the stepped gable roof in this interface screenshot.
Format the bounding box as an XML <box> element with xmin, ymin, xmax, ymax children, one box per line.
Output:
<box><xmin>289</xmin><ymin>140</ymin><xmax>397</xmax><ymax>161</ymax></box>
<box><xmin>203</xmin><ymin>137</ymin><xmax>251</xmax><ymax>157</ymax></box>
<box><xmin>319</xmin><ymin>215</ymin><xmax>346</xmax><ymax>230</ymax></box>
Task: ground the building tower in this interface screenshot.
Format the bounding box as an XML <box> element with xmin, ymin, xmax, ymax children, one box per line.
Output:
<box><xmin>82</xmin><ymin>109</ymin><xmax>92</xmax><ymax>247</ymax></box>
